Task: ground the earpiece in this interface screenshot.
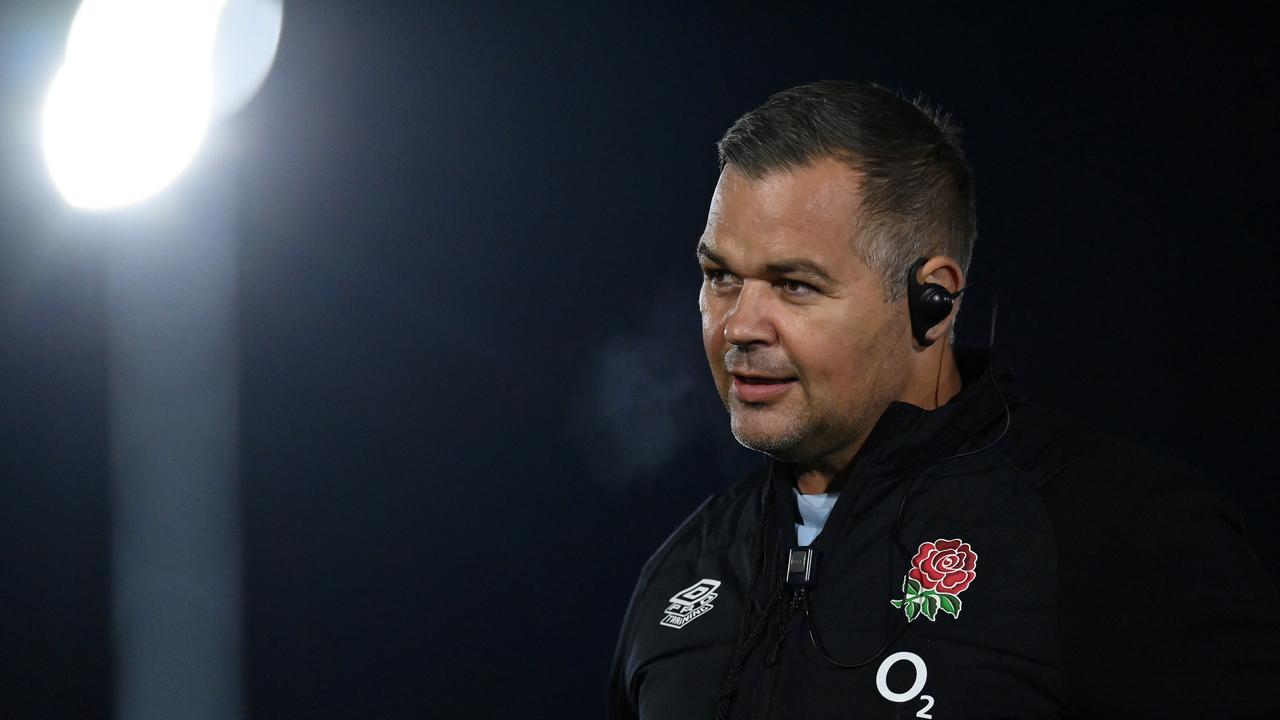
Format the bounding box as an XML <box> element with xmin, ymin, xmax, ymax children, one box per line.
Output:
<box><xmin>906</xmin><ymin>257</ymin><xmax>962</xmax><ymax>347</ymax></box>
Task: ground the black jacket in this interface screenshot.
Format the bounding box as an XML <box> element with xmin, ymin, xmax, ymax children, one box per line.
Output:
<box><xmin>608</xmin><ymin>348</ymin><xmax>1280</xmax><ymax>719</ymax></box>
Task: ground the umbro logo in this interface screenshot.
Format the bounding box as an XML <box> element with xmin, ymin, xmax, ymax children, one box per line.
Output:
<box><xmin>659</xmin><ymin>578</ymin><xmax>721</xmax><ymax>629</ymax></box>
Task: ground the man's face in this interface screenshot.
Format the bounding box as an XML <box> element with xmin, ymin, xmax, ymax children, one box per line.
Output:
<box><xmin>697</xmin><ymin>158</ymin><xmax>912</xmax><ymax>466</ymax></box>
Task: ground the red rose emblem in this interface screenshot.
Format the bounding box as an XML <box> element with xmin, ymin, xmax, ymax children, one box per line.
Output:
<box><xmin>908</xmin><ymin>538</ymin><xmax>978</xmax><ymax>594</ymax></box>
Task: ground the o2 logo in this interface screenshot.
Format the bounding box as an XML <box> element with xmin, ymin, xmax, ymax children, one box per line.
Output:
<box><xmin>875</xmin><ymin>651</ymin><xmax>934</xmax><ymax>718</ymax></box>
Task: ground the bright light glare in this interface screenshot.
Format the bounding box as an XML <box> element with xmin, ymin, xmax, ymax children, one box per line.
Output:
<box><xmin>211</xmin><ymin>0</ymin><xmax>283</xmax><ymax>120</ymax></box>
<box><xmin>42</xmin><ymin>0</ymin><xmax>228</xmax><ymax>210</ymax></box>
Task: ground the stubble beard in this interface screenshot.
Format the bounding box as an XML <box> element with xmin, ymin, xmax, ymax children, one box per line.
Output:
<box><xmin>721</xmin><ymin>340</ymin><xmax>911</xmax><ymax>466</ymax></box>
<box><xmin>726</xmin><ymin>388</ymin><xmax>882</xmax><ymax>465</ymax></box>
<box><xmin>721</xmin><ymin>320</ymin><xmax>910</xmax><ymax>465</ymax></box>
<box><xmin>727</xmin><ymin>400</ymin><xmax>812</xmax><ymax>460</ymax></box>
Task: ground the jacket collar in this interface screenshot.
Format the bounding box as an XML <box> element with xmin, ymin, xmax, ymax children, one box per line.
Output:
<box><xmin>769</xmin><ymin>343</ymin><xmax>1017</xmax><ymax>498</ymax></box>
<box><xmin>850</xmin><ymin>343</ymin><xmax>1014</xmax><ymax>476</ymax></box>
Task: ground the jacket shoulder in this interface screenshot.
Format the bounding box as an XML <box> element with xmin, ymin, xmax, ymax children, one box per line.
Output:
<box><xmin>607</xmin><ymin>463</ymin><xmax>766</xmax><ymax>718</ymax></box>
<box><xmin>1008</xmin><ymin>405</ymin><xmax>1280</xmax><ymax>716</ymax></box>
<box><xmin>629</xmin><ymin>462</ymin><xmax>765</xmax><ymax>600</ymax></box>
<box><xmin>1010</xmin><ymin>403</ymin><xmax>1245</xmax><ymax>535</ymax></box>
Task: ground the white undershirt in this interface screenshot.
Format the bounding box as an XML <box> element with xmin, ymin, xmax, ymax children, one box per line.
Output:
<box><xmin>793</xmin><ymin>489</ymin><xmax>840</xmax><ymax>546</ymax></box>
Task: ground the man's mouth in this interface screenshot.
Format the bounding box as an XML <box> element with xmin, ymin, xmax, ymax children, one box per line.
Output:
<box><xmin>731</xmin><ymin>374</ymin><xmax>797</xmax><ymax>402</ymax></box>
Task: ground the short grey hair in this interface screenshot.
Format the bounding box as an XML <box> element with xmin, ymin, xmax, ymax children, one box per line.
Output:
<box><xmin>716</xmin><ymin>80</ymin><xmax>976</xmax><ymax>300</ymax></box>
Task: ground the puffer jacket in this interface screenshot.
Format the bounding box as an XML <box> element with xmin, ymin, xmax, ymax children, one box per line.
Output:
<box><xmin>608</xmin><ymin>346</ymin><xmax>1280</xmax><ymax>719</ymax></box>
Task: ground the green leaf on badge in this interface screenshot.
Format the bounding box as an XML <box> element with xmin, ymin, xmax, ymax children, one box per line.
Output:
<box><xmin>938</xmin><ymin>593</ymin><xmax>962</xmax><ymax>619</ymax></box>
<box><xmin>904</xmin><ymin>599</ymin><xmax>920</xmax><ymax>622</ymax></box>
<box><xmin>921</xmin><ymin>594</ymin><xmax>939</xmax><ymax>621</ymax></box>
<box><xmin>890</xmin><ymin>598</ymin><xmax>904</xmax><ymax>608</ymax></box>
<box><xmin>906</xmin><ymin>578</ymin><xmax>922</xmax><ymax>595</ymax></box>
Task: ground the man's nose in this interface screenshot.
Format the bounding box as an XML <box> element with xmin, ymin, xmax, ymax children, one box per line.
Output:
<box><xmin>724</xmin><ymin>281</ymin><xmax>776</xmax><ymax>347</ymax></box>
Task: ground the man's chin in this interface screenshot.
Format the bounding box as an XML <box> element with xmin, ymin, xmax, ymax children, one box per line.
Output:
<box><xmin>729</xmin><ymin>420</ymin><xmax>806</xmax><ymax>459</ymax></box>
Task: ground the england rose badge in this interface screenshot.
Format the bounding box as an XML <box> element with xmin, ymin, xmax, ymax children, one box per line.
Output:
<box><xmin>890</xmin><ymin>538</ymin><xmax>977</xmax><ymax>622</ymax></box>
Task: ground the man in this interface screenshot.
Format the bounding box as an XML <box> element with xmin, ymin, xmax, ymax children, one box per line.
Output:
<box><xmin>607</xmin><ymin>81</ymin><xmax>1280</xmax><ymax>719</ymax></box>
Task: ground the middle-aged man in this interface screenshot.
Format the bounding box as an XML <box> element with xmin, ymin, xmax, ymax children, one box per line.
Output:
<box><xmin>608</xmin><ymin>81</ymin><xmax>1280</xmax><ymax>719</ymax></box>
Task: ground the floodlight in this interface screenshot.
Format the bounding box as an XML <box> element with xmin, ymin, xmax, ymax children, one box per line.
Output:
<box><xmin>41</xmin><ymin>0</ymin><xmax>283</xmax><ymax>210</ymax></box>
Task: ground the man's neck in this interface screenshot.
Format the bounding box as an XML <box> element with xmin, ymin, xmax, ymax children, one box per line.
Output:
<box><xmin>793</xmin><ymin>448</ymin><xmax>862</xmax><ymax>495</ymax></box>
<box><xmin>792</xmin><ymin>347</ymin><xmax>963</xmax><ymax>495</ymax></box>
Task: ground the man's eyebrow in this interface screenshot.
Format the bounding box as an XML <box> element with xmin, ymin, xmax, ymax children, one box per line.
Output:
<box><xmin>763</xmin><ymin>258</ymin><xmax>837</xmax><ymax>284</ymax></box>
<box><xmin>695</xmin><ymin>241</ymin><xmax>725</xmax><ymax>266</ymax></box>
<box><xmin>696</xmin><ymin>241</ymin><xmax>837</xmax><ymax>284</ymax></box>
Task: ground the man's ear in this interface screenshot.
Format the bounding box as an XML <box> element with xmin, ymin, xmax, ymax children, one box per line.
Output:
<box><xmin>921</xmin><ymin>256</ymin><xmax>964</xmax><ymax>296</ymax></box>
<box><xmin>920</xmin><ymin>256</ymin><xmax>965</xmax><ymax>344</ymax></box>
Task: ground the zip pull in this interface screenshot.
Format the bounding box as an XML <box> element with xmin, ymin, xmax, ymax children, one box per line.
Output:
<box><xmin>764</xmin><ymin>547</ymin><xmax>817</xmax><ymax>668</ymax></box>
<box><xmin>785</xmin><ymin>547</ymin><xmax>817</xmax><ymax>588</ymax></box>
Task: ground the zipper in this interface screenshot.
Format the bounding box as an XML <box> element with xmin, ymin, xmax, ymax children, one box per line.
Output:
<box><xmin>763</xmin><ymin>589</ymin><xmax>802</xmax><ymax>667</ymax></box>
<box><xmin>758</xmin><ymin>588</ymin><xmax>803</xmax><ymax>718</ymax></box>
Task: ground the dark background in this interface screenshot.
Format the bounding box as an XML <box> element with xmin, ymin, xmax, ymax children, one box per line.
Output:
<box><xmin>2</xmin><ymin>2</ymin><xmax>1276</xmax><ymax>718</ymax></box>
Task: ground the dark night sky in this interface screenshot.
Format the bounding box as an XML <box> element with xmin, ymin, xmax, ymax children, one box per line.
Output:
<box><xmin>2</xmin><ymin>2</ymin><xmax>1277</xmax><ymax>718</ymax></box>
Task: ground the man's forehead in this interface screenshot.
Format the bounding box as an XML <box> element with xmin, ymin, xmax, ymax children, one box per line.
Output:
<box><xmin>710</xmin><ymin>160</ymin><xmax>862</xmax><ymax>225</ymax></box>
<box><xmin>700</xmin><ymin>163</ymin><xmax>864</xmax><ymax>265</ymax></box>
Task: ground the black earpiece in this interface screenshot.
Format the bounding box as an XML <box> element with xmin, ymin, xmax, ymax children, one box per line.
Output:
<box><xmin>906</xmin><ymin>257</ymin><xmax>962</xmax><ymax>347</ymax></box>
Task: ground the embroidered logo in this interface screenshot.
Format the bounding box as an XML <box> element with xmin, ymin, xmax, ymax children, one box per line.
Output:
<box><xmin>659</xmin><ymin>578</ymin><xmax>722</xmax><ymax>629</ymax></box>
<box><xmin>890</xmin><ymin>538</ymin><xmax>977</xmax><ymax>622</ymax></box>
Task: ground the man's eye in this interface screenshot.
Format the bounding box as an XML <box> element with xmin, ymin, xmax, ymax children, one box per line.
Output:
<box><xmin>703</xmin><ymin>268</ymin><xmax>738</xmax><ymax>287</ymax></box>
<box><xmin>777</xmin><ymin>279</ymin><xmax>816</xmax><ymax>296</ymax></box>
